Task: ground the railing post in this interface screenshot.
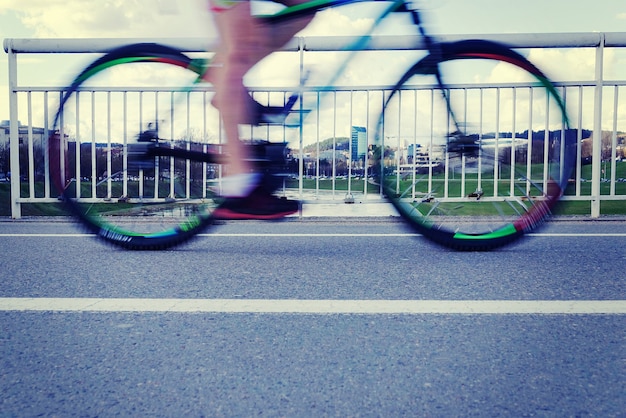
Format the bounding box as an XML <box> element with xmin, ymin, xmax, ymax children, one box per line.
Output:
<box><xmin>8</xmin><ymin>44</ymin><xmax>21</xmax><ymax>219</ymax></box>
<box><xmin>298</xmin><ymin>36</ymin><xmax>305</xmax><ymax>200</ymax></box>
<box><xmin>590</xmin><ymin>33</ymin><xmax>604</xmax><ymax>218</ymax></box>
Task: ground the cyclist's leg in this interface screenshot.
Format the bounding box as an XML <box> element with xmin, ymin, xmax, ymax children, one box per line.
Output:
<box><xmin>208</xmin><ymin>1</ymin><xmax>256</xmax><ymax>190</ymax></box>
<box><xmin>206</xmin><ymin>0</ymin><xmax>312</xmax><ymax>195</ymax></box>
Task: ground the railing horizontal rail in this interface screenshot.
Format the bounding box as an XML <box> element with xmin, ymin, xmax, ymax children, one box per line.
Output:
<box><xmin>14</xmin><ymin>80</ymin><xmax>626</xmax><ymax>94</ymax></box>
<box><xmin>6</xmin><ymin>32</ymin><xmax>626</xmax><ymax>54</ymax></box>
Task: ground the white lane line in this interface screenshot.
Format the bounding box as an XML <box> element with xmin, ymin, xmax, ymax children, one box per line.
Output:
<box><xmin>0</xmin><ymin>298</ymin><xmax>624</xmax><ymax>314</ymax></box>
<box><xmin>198</xmin><ymin>233</ymin><xmax>419</xmax><ymax>237</ymax></box>
<box><xmin>206</xmin><ymin>233</ymin><xmax>626</xmax><ymax>237</ymax></box>
<box><xmin>0</xmin><ymin>233</ymin><xmax>415</xmax><ymax>237</ymax></box>
<box><xmin>1</xmin><ymin>233</ymin><xmax>626</xmax><ymax>238</ymax></box>
<box><xmin>0</xmin><ymin>233</ymin><xmax>94</xmax><ymax>237</ymax></box>
<box><xmin>527</xmin><ymin>233</ymin><xmax>626</xmax><ymax>237</ymax></box>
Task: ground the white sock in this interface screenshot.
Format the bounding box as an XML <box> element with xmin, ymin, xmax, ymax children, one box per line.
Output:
<box><xmin>220</xmin><ymin>173</ymin><xmax>260</xmax><ymax>198</ymax></box>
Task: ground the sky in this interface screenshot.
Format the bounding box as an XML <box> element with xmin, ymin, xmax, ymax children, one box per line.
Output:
<box><xmin>1</xmin><ymin>0</ymin><xmax>626</xmax><ymax>143</ymax></box>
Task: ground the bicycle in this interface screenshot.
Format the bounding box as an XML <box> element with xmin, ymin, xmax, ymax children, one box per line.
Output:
<box><xmin>48</xmin><ymin>0</ymin><xmax>576</xmax><ymax>250</ymax></box>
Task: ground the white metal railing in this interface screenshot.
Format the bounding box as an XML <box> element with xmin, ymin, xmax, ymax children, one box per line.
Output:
<box><xmin>4</xmin><ymin>34</ymin><xmax>626</xmax><ymax>218</ymax></box>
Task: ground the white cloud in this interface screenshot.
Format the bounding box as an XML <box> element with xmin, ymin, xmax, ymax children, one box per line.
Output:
<box><xmin>2</xmin><ymin>0</ymin><xmax>215</xmax><ymax>39</ymax></box>
<box><xmin>526</xmin><ymin>48</ymin><xmax>600</xmax><ymax>82</ymax></box>
<box><xmin>300</xmin><ymin>8</ymin><xmax>376</xmax><ymax>37</ymax></box>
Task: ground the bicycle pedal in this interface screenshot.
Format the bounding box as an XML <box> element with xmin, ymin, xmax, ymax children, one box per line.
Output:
<box><xmin>283</xmin><ymin>110</ymin><xmax>311</xmax><ymax>127</ymax></box>
<box><xmin>468</xmin><ymin>190</ymin><xmax>484</xmax><ymax>200</ymax></box>
<box><xmin>127</xmin><ymin>142</ymin><xmax>156</xmax><ymax>170</ymax></box>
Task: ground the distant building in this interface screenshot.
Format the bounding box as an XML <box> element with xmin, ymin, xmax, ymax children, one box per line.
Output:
<box><xmin>0</xmin><ymin>120</ymin><xmax>47</xmax><ymax>177</ymax></box>
<box><xmin>0</xmin><ymin>120</ymin><xmax>46</xmax><ymax>146</ymax></box>
<box><xmin>407</xmin><ymin>143</ymin><xmax>422</xmax><ymax>161</ymax></box>
<box><xmin>351</xmin><ymin>126</ymin><xmax>367</xmax><ymax>161</ymax></box>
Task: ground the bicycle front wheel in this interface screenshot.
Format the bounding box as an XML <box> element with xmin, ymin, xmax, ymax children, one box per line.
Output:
<box><xmin>378</xmin><ymin>40</ymin><xmax>576</xmax><ymax>250</ymax></box>
<box><xmin>49</xmin><ymin>43</ymin><xmax>221</xmax><ymax>249</ymax></box>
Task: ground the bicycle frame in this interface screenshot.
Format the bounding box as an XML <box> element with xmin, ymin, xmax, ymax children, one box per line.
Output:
<box><xmin>252</xmin><ymin>0</ymin><xmax>463</xmax><ymax>144</ymax></box>
<box><xmin>260</xmin><ymin>0</ymin><xmax>428</xmax><ymax>61</ymax></box>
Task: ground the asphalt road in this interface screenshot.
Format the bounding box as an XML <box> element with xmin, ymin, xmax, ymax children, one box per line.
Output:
<box><xmin>1</xmin><ymin>218</ymin><xmax>625</xmax><ymax>416</ymax></box>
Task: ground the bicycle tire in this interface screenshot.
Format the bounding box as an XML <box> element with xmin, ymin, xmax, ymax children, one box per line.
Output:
<box><xmin>49</xmin><ymin>43</ymin><xmax>219</xmax><ymax>250</ymax></box>
<box><xmin>377</xmin><ymin>40</ymin><xmax>576</xmax><ymax>250</ymax></box>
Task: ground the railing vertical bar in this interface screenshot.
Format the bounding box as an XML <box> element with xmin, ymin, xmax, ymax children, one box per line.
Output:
<box><xmin>90</xmin><ymin>92</ymin><xmax>97</xmax><ymax>198</ymax></box>
<box><xmin>576</xmin><ymin>86</ymin><xmax>583</xmax><ymax>197</ymax></box>
<box><xmin>510</xmin><ymin>88</ymin><xmax>516</xmax><ymax>197</ymax></box>
<box><xmin>106</xmin><ymin>91</ymin><xmax>112</xmax><ymax>199</ymax></box>
<box><xmin>427</xmin><ymin>89</ymin><xmax>433</xmax><ymax>195</ymax></box>
<box><xmin>610</xmin><ymin>85</ymin><xmax>618</xmax><ymax>196</ymax></box>
<box><xmin>543</xmin><ymin>93</ymin><xmax>549</xmax><ymax>194</ymax></box>
<box><xmin>460</xmin><ymin>89</ymin><xmax>467</xmax><ymax>197</ymax></box>
<box><xmin>138</xmin><ymin>91</ymin><xmax>144</xmax><ymax>199</ymax></box>
<box><xmin>298</xmin><ymin>37</ymin><xmax>305</xmax><ymax>201</ymax></box>
<box><xmin>410</xmin><ymin>90</ymin><xmax>417</xmax><ymax>199</ymax></box>
<box><xmin>559</xmin><ymin>87</ymin><xmax>567</xmax><ymax>190</ymax></box>
<box><xmin>443</xmin><ymin>90</ymin><xmax>449</xmax><ymax>199</ymax></box>
<box><xmin>332</xmin><ymin>91</ymin><xmax>337</xmax><ymax>198</ymax></box>
<box><xmin>591</xmin><ymin>33</ymin><xmax>604</xmax><ymax>217</ymax></box>
<box><xmin>122</xmin><ymin>91</ymin><xmax>128</xmax><ymax>197</ymax></box>
<box><xmin>152</xmin><ymin>91</ymin><xmax>158</xmax><ymax>199</ymax></box>
<box><xmin>44</xmin><ymin>91</ymin><xmax>50</xmax><ymax>199</ymax></box>
<box><xmin>478</xmin><ymin>88</ymin><xmax>483</xmax><ymax>194</ymax></box>
<box><xmin>27</xmin><ymin>92</ymin><xmax>35</xmax><ymax>198</ymax></box>
<box><xmin>494</xmin><ymin>88</ymin><xmax>500</xmax><ymax>197</ymax></box>
<box><xmin>348</xmin><ymin>90</ymin><xmax>354</xmax><ymax>199</ymax></box>
<box><xmin>202</xmin><ymin>91</ymin><xmax>208</xmax><ymax>199</ymax></box>
<box><xmin>278</xmin><ymin>91</ymin><xmax>288</xmax><ymax>198</ymax></box>
<box><xmin>315</xmin><ymin>91</ymin><xmax>320</xmax><ymax>198</ymax></box>
<box><xmin>378</xmin><ymin>90</ymin><xmax>385</xmax><ymax>199</ymax></box>
<box><xmin>364</xmin><ymin>90</ymin><xmax>370</xmax><ymax>199</ymax></box>
<box><xmin>59</xmin><ymin>92</ymin><xmax>66</xmax><ymax>189</ymax></box>
<box><xmin>297</xmin><ymin>89</ymin><xmax>304</xmax><ymax>199</ymax></box>
<box><xmin>526</xmin><ymin>88</ymin><xmax>532</xmax><ymax>196</ymax></box>
<box><xmin>186</xmin><ymin>92</ymin><xmax>191</xmax><ymax>199</ymax></box>
<box><xmin>8</xmin><ymin>43</ymin><xmax>21</xmax><ymax>218</ymax></box>
<box><xmin>169</xmin><ymin>91</ymin><xmax>175</xmax><ymax>198</ymax></box>
<box><xmin>394</xmin><ymin>91</ymin><xmax>400</xmax><ymax>196</ymax></box>
<box><xmin>74</xmin><ymin>92</ymin><xmax>81</xmax><ymax>199</ymax></box>
<box><xmin>217</xmin><ymin>93</ymin><xmax>223</xmax><ymax>196</ymax></box>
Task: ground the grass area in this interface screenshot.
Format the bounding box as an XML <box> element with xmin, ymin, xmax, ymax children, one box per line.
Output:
<box><xmin>2</xmin><ymin>166</ymin><xmax>625</xmax><ymax>217</ymax></box>
<box><xmin>554</xmin><ymin>200</ymin><xmax>626</xmax><ymax>216</ymax></box>
<box><xmin>284</xmin><ymin>178</ymin><xmax>379</xmax><ymax>193</ymax></box>
<box><xmin>0</xmin><ymin>183</ymin><xmax>70</xmax><ymax>216</ymax></box>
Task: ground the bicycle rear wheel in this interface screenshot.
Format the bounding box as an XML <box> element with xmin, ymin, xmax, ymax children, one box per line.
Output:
<box><xmin>377</xmin><ymin>40</ymin><xmax>576</xmax><ymax>250</ymax></box>
<box><xmin>49</xmin><ymin>43</ymin><xmax>221</xmax><ymax>249</ymax></box>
